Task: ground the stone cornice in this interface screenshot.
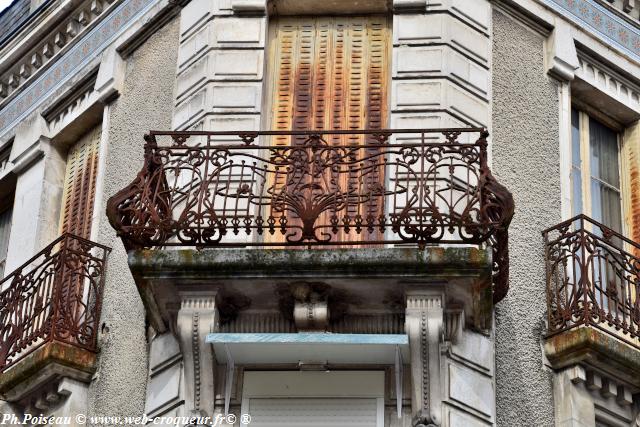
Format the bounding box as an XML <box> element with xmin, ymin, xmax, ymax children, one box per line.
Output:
<box><xmin>0</xmin><ymin>0</ymin><xmax>160</xmax><ymax>138</ymax></box>
<box><xmin>0</xmin><ymin>0</ymin><xmax>119</xmax><ymax>106</ymax></box>
<box><xmin>0</xmin><ymin>0</ymin><xmax>60</xmax><ymax>56</ymax></box>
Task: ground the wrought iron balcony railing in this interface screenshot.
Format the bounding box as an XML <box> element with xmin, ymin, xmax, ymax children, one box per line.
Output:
<box><xmin>0</xmin><ymin>233</ymin><xmax>110</xmax><ymax>373</ymax></box>
<box><xmin>543</xmin><ymin>215</ymin><xmax>640</xmax><ymax>349</ymax></box>
<box><xmin>106</xmin><ymin>128</ymin><xmax>514</xmax><ymax>302</ymax></box>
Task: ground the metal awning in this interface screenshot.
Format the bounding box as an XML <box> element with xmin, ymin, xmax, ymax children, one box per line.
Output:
<box><xmin>205</xmin><ymin>333</ymin><xmax>408</xmax><ymax>418</ymax></box>
<box><xmin>205</xmin><ymin>333</ymin><xmax>408</xmax><ymax>365</ymax></box>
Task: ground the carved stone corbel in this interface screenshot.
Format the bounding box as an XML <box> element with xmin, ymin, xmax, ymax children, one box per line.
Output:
<box><xmin>176</xmin><ymin>291</ymin><xmax>219</xmax><ymax>418</ymax></box>
<box><xmin>277</xmin><ymin>282</ymin><xmax>334</xmax><ymax>331</ymax></box>
<box><xmin>405</xmin><ymin>290</ymin><xmax>444</xmax><ymax>427</ymax></box>
<box><xmin>545</xmin><ymin>20</ymin><xmax>579</xmax><ymax>81</ymax></box>
<box><xmin>444</xmin><ymin>305</ymin><xmax>464</xmax><ymax>346</ymax></box>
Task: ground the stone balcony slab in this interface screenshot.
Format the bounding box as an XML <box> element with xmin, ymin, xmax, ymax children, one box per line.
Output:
<box><xmin>128</xmin><ymin>246</ymin><xmax>494</xmax><ymax>335</ymax></box>
<box><xmin>545</xmin><ymin>327</ymin><xmax>640</xmax><ymax>388</ymax></box>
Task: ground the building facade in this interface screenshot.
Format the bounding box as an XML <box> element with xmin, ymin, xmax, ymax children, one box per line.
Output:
<box><xmin>0</xmin><ymin>0</ymin><xmax>638</xmax><ymax>426</ymax></box>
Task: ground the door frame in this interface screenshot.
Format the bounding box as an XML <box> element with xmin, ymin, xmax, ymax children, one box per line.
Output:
<box><xmin>240</xmin><ymin>370</ymin><xmax>385</xmax><ymax>427</ymax></box>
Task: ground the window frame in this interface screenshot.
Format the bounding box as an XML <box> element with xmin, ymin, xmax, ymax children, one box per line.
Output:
<box><xmin>0</xmin><ymin>190</ymin><xmax>15</xmax><ymax>280</ymax></box>
<box><xmin>570</xmin><ymin>108</ymin><xmax>625</xmax><ymax>234</ymax></box>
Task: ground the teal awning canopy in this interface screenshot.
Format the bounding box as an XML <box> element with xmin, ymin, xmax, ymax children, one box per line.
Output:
<box><xmin>205</xmin><ymin>333</ymin><xmax>409</xmax><ymax>364</ymax></box>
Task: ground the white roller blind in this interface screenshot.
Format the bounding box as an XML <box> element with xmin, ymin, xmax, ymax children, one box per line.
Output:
<box><xmin>246</xmin><ymin>398</ymin><xmax>379</xmax><ymax>427</ymax></box>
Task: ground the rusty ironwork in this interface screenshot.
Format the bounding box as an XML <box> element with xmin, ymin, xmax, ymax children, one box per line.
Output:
<box><xmin>544</xmin><ymin>215</ymin><xmax>640</xmax><ymax>349</ymax></box>
<box><xmin>106</xmin><ymin>129</ymin><xmax>514</xmax><ymax>302</ymax></box>
<box><xmin>0</xmin><ymin>233</ymin><xmax>111</xmax><ymax>372</ymax></box>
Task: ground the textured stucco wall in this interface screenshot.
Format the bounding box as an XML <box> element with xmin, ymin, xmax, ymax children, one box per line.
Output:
<box><xmin>89</xmin><ymin>16</ymin><xmax>179</xmax><ymax>420</ymax></box>
<box><xmin>492</xmin><ymin>9</ymin><xmax>560</xmax><ymax>427</ymax></box>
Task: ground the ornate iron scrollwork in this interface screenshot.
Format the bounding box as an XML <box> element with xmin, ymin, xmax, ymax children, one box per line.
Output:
<box><xmin>106</xmin><ymin>128</ymin><xmax>515</xmax><ymax>302</ymax></box>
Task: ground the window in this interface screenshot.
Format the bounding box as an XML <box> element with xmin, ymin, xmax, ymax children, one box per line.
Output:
<box><xmin>59</xmin><ymin>125</ymin><xmax>101</xmax><ymax>239</ymax></box>
<box><xmin>570</xmin><ymin>109</ymin><xmax>625</xmax><ymax>312</ymax></box>
<box><xmin>570</xmin><ymin>108</ymin><xmax>622</xmax><ymax>232</ymax></box>
<box><xmin>0</xmin><ymin>200</ymin><xmax>13</xmax><ymax>278</ymax></box>
<box><xmin>265</xmin><ymin>16</ymin><xmax>391</xmax><ymax>245</ymax></box>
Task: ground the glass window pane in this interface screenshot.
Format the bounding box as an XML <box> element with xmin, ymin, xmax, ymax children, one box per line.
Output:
<box><xmin>602</xmin><ymin>185</ymin><xmax>622</xmax><ymax>233</ymax></box>
<box><xmin>0</xmin><ymin>206</ymin><xmax>12</xmax><ymax>278</ymax></box>
<box><xmin>571</xmin><ymin>168</ymin><xmax>582</xmax><ymax>216</ymax></box>
<box><xmin>589</xmin><ymin>117</ymin><xmax>620</xmax><ymax>188</ymax></box>
<box><xmin>590</xmin><ymin>179</ymin><xmax>622</xmax><ymax>232</ymax></box>
<box><xmin>571</xmin><ymin>108</ymin><xmax>581</xmax><ymax>167</ymax></box>
<box><xmin>588</xmin><ymin>116</ymin><xmax>622</xmax><ymax>233</ymax></box>
<box><xmin>571</xmin><ymin>109</ymin><xmax>583</xmax><ymax>216</ymax></box>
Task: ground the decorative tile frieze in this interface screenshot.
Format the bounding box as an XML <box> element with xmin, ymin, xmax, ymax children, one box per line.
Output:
<box><xmin>0</xmin><ymin>0</ymin><xmax>158</xmax><ymax>137</ymax></box>
<box><xmin>541</xmin><ymin>0</ymin><xmax>640</xmax><ymax>61</ymax></box>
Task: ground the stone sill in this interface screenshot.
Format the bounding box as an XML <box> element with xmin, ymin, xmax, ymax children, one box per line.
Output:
<box><xmin>0</xmin><ymin>341</ymin><xmax>96</xmax><ymax>401</ymax></box>
<box><xmin>128</xmin><ymin>246</ymin><xmax>494</xmax><ymax>334</ymax></box>
<box><xmin>544</xmin><ymin>326</ymin><xmax>640</xmax><ymax>388</ymax></box>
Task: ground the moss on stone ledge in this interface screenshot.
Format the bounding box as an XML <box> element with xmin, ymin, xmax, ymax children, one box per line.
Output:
<box><xmin>128</xmin><ymin>246</ymin><xmax>492</xmax><ymax>279</ymax></box>
<box><xmin>544</xmin><ymin>327</ymin><xmax>640</xmax><ymax>387</ymax></box>
<box><xmin>0</xmin><ymin>341</ymin><xmax>96</xmax><ymax>398</ymax></box>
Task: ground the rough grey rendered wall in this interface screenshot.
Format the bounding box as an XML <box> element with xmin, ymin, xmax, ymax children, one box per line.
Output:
<box><xmin>492</xmin><ymin>9</ymin><xmax>560</xmax><ymax>427</ymax></box>
<box><xmin>89</xmin><ymin>17</ymin><xmax>179</xmax><ymax>419</ymax></box>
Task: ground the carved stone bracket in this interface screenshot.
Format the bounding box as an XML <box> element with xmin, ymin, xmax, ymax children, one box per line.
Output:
<box><xmin>176</xmin><ymin>291</ymin><xmax>219</xmax><ymax>418</ymax></box>
<box><xmin>276</xmin><ymin>282</ymin><xmax>348</xmax><ymax>332</ymax></box>
<box><xmin>4</xmin><ymin>378</ymin><xmax>90</xmax><ymax>427</ymax></box>
<box><xmin>545</xmin><ymin>20</ymin><xmax>579</xmax><ymax>82</ymax></box>
<box><xmin>405</xmin><ymin>290</ymin><xmax>444</xmax><ymax>427</ymax></box>
<box><xmin>553</xmin><ymin>365</ymin><xmax>638</xmax><ymax>427</ymax></box>
<box><xmin>443</xmin><ymin>305</ymin><xmax>464</xmax><ymax>346</ymax></box>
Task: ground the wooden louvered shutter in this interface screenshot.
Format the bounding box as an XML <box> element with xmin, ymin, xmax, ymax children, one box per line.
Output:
<box><xmin>267</xmin><ymin>16</ymin><xmax>390</xmax><ymax>244</ymax></box>
<box><xmin>623</xmin><ymin>123</ymin><xmax>640</xmax><ymax>258</ymax></box>
<box><xmin>60</xmin><ymin>126</ymin><xmax>101</xmax><ymax>239</ymax></box>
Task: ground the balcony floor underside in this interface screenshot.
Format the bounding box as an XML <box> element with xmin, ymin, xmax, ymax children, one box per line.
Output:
<box><xmin>127</xmin><ymin>246</ymin><xmax>494</xmax><ymax>334</ymax></box>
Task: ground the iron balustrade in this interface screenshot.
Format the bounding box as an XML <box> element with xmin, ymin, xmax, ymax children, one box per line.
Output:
<box><xmin>106</xmin><ymin>128</ymin><xmax>514</xmax><ymax>302</ymax></box>
<box><xmin>543</xmin><ymin>215</ymin><xmax>640</xmax><ymax>349</ymax></box>
<box><xmin>0</xmin><ymin>233</ymin><xmax>110</xmax><ymax>372</ymax></box>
